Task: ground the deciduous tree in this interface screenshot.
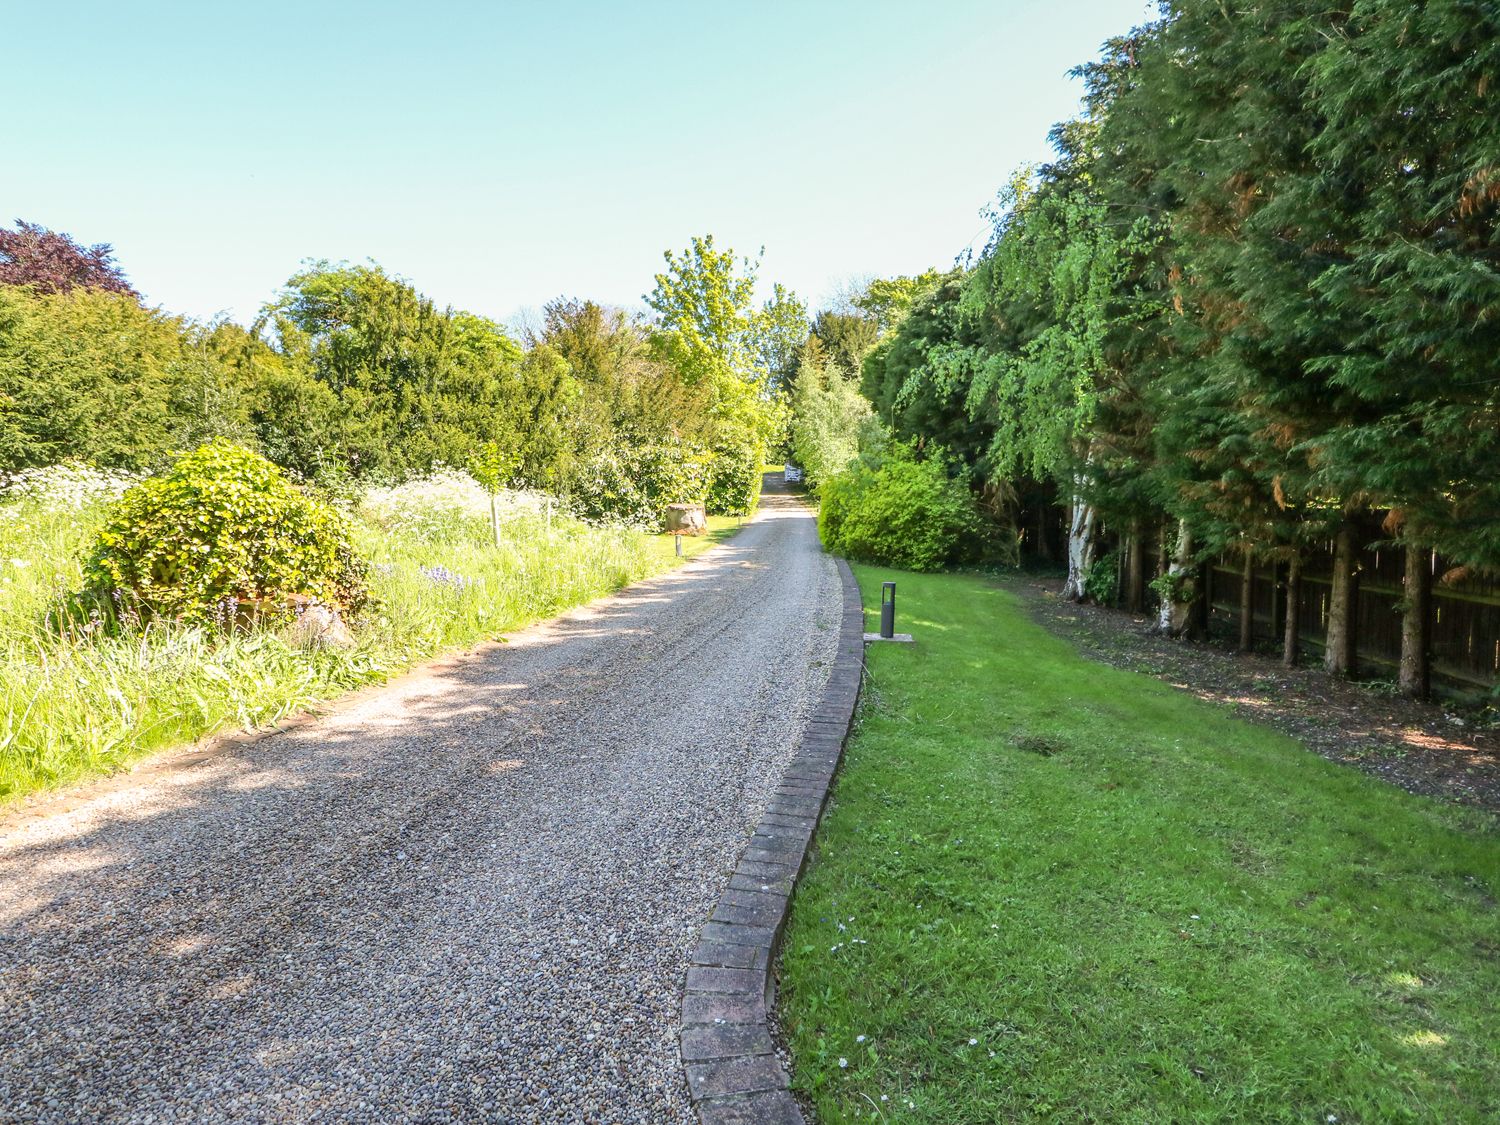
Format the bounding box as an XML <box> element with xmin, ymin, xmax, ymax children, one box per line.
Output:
<box><xmin>0</xmin><ymin>219</ymin><xmax>137</xmax><ymax>297</ymax></box>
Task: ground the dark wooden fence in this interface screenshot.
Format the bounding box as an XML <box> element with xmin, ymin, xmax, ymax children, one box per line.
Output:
<box><xmin>1204</xmin><ymin>533</ymin><xmax>1499</xmax><ymax>691</ymax></box>
<box><xmin>1069</xmin><ymin>512</ymin><xmax>1500</xmax><ymax>696</ymax></box>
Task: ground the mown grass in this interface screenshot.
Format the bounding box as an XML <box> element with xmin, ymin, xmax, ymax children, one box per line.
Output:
<box><xmin>643</xmin><ymin>513</ymin><xmax>745</xmax><ymax>567</ymax></box>
<box><xmin>0</xmin><ymin>483</ymin><xmax>743</xmax><ymax>804</ymax></box>
<box><xmin>779</xmin><ymin>567</ymin><xmax>1499</xmax><ymax>1124</ymax></box>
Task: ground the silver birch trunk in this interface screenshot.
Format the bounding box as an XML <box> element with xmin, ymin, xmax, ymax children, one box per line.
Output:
<box><xmin>1155</xmin><ymin>518</ymin><xmax>1195</xmax><ymax>636</ymax></box>
<box><xmin>1060</xmin><ymin>493</ymin><xmax>1099</xmax><ymax>602</ymax></box>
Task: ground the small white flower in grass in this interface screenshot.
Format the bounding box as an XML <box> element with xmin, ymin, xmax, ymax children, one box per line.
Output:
<box><xmin>881</xmin><ymin>1095</ymin><xmax>888</xmax><ymax>1101</ymax></box>
<box><xmin>968</xmin><ymin>1038</ymin><xmax>978</xmax><ymax>1046</ymax></box>
<box><xmin>856</xmin><ymin>1035</ymin><xmax>866</xmax><ymax>1043</ymax></box>
<box><xmin>838</xmin><ymin>1058</ymin><xmax>848</xmax><ymax>1068</ymax></box>
<box><xmin>1190</xmin><ymin>914</ymin><xmax>1200</xmax><ymax>920</ymax></box>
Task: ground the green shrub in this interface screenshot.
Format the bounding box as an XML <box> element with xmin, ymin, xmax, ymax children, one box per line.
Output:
<box><xmin>567</xmin><ymin>438</ymin><xmax>707</xmax><ymax>529</ymax></box>
<box><xmin>2</xmin><ymin>465</ymin><xmax>664</xmax><ymax>803</ymax></box>
<box><xmin>817</xmin><ymin>472</ymin><xmax>855</xmax><ymax>554</ymax></box>
<box><xmin>704</xmin><ymin>431</ymin><xmax>763</xmax><ymax>516</ymax></box>
<box><xmin>818</xmin><ymin>449</ymin><xmax>980</xmax><ymax>571</ymax></box>
<box><xmin>84</xmin><ymin>440</ymin><xmax>368</xmax><ymax>624</ymax></box>
<box><xmin>1082</xmin><ymin>550</ymin><xmax>1120</xmax><ymax>605</ymax></box>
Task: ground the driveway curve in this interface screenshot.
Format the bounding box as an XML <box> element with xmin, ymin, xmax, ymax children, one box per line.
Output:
<box><xmin>0</xmin><ymin>480</ymin><xmax>839</xmax><ymax>1123</ymax></box>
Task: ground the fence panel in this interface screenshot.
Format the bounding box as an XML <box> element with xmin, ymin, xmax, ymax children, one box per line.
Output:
<box><xmin>1129</xmin><ymin>515</ymin><xmax>1497</xmax><ymax>693</ymax></box>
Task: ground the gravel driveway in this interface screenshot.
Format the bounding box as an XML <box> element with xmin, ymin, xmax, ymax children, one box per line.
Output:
<box><xmin>0</xmin><ymin>481</ymin><xmax>840</xmax><ymax>1123</ymax></box>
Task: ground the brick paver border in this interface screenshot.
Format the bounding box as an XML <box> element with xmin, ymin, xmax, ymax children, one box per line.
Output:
<box><xmin>680</xmin><ymin>558</ymin><xmax>865</xmax><ymax>1124</ymax></box>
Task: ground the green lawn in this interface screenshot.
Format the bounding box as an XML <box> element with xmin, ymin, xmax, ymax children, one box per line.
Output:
<box><xmin>779</xmin><ymin>567</ymin><xmax>1499</xmax><ymax>1123</ymax></box>
<box><xmin>645</xmin><ymin>512</ymin><xmax>745</xmax><ymax>566</ymax></box>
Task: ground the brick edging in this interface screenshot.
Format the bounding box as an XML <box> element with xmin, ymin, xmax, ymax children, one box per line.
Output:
<box><xmin>680</xmin><ymin>558</ymin><xmax>865</xmax><ymax>1124</ymax></box>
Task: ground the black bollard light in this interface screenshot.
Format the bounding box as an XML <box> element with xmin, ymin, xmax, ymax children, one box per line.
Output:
<box><xmin>880</xmin><ymin>581</ymin><xmax>896</xmax><ymax>639</ymax></box>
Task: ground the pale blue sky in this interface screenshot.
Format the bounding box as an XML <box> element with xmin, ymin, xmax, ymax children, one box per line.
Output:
<box><xmin>6</xmin><ymin>0</ymin><xmax>1154</xmax><ymax>326</ymax></box>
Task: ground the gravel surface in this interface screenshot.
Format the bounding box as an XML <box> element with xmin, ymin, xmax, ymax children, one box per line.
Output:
<box><xmin>0</xmin><ymin>481</ymin><xmax>840</xmax><ymax>1123</ymax></box>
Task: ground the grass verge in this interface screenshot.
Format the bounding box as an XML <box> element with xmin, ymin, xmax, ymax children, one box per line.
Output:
<box><xmin>778</xmin><ymin>566</ymin><xmax>1499</xmax><ymax>1123</ymax></box>
<box><xmin>1</xmin><ymin>488</ymin><xmax>745</xmax><ymax>805</ymax></box>
<box><xmin>644</xmin><ymin>513</ymin><xmax>745</xmax><ymax>566</ymax></box>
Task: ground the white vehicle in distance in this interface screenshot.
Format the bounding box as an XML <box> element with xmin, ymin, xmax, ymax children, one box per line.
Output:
<box><xmin>783</xmin><ymin>464</ymin><xmax>803</xmax><ymax>484</ymax></box>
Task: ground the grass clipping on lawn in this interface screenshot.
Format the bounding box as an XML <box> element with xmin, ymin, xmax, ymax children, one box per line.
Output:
<box><xmin>779</xmin><ymin>566</ymin><xmax>1499</xmax><ymax>1124</ymax></box>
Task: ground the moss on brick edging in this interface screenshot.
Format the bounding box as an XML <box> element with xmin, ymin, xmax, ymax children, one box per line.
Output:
<box><xmin>679</xmin><ymin>558</ymin><xmax>865</xmax><ymax>1124</ymax></box>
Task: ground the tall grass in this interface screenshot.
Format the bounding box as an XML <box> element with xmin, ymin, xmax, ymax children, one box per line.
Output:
<box><xmin>0</xmin><ymin>468</ymin><xmax>663</xmax><ymax>803</ymax></box>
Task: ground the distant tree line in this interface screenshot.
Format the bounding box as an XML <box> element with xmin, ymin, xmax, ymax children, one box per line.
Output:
<box><xmin>0</xmin><ymin>226</ymin><xmax>802</xmax><ymax>523</ymax></box>
<box><xmin>847</xmin><ymin>0</ymin><xmax>1498</xmax><ymax>698</ymax></box>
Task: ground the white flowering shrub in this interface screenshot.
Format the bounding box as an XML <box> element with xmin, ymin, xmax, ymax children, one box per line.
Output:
<box><xmin>360</xmin><ymin>469</ymin><xmax>546</xmax><ymax>544</ymax></box>
<box><xmin>0</xmin><ymin>462</ymin><xmax>140</xmax><ymax>513</ymax></box>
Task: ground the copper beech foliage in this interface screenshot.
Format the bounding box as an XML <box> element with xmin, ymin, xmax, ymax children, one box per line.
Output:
<box><xmin>0</xmin><ymin>219</ymin><xmax>137</xmax><ymax>297</ymax></box>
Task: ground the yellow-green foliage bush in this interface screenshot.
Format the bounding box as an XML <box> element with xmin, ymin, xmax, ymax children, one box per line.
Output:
<box><xmin>705</xmin><ymin>429</ymin><xmax>764</xmax><ymax>516</ymax></box>
<box><xmin>84</xmin><ymin>440</ymin><xmax>368</xmax><ymax>624</ymax></box>
<box><xmin>818</xmin><ymin>449</ymin><xmax>980</xmax><ymax>572</ymax></box>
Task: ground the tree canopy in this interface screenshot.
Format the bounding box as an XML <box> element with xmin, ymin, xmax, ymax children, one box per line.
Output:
<box><xmin>0</xmin><ymin>230</ymin><xmax>797</xmax><ymax>525</ymax></box>
<box><xmin>0</xmin><ymin>219</ymin><xmax>138</xmax><ymax>297</ymax></box>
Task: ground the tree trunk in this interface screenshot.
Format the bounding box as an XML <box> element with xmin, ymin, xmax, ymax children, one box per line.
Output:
<box><xmin>1399</xmin><ymin>541</ymin><xmax>1431</xmax><ymax>700</ymax></box>
<box><xmin>1324</xmin><ymin>522</ymin><xmax>1358</xmax><ymax>676</ymax></box>
<box><xmin>1033</xmin><ymin>504</ymin><xmax>1051</xmax><ymax>562</ymax></box>
<box><xmin>1155</xmin><ymin>529</ymin><xmax>1169</xmax><ymax>609</ymax></box>
<box><xmin>1238</xmin><ymin>546</ymin><xmax>1255</xmax><ymax>652</ymax></box>
<box><xmin>1270</xmin><ymin>560</ymin><xmax>1283</xmax><ymax>652</ymax></box>
<box><xmin>1192</xmin><ymin>562</ymin><xmax>1212</xmax><ymax>640</ymax></box>
<box><xmin>1126</xmin><ymin>521</ymin><xmax>1146</xmax><ymax>614</ymax></box>
<box><xmin>489</xmin><ymin>493</ymin><xmax>501</xmax><ymax>549</ymax></box>
<box><xmin>1061</xmin><ymin>495</ymin><xmax>1099</xmax><ymax>602</ymax></box>
<box><xmin>1282</xmin><ymin>551</ymin><xmax>1301</xmax><ymax>668</ymax></box>
<box><xmin>1155</xmin><ymin>519</ymin><xmax>1195</xmax><ymax>637</ymax></box>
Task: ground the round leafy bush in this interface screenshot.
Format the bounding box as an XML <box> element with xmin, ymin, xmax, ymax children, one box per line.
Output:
<box><xmin>84</xmin><ymin>440</ymin><xmax>368</xmax><ymax>624</ymax></box>
<box><xmin>704</xmin><ymin>431</ymin><xmax>763</xmax><ymax>516</ymax></box>
<box><xmin>818</xmin><ymin>450</ymin><xmax>980</xmax><ymax>571</ymax></box>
